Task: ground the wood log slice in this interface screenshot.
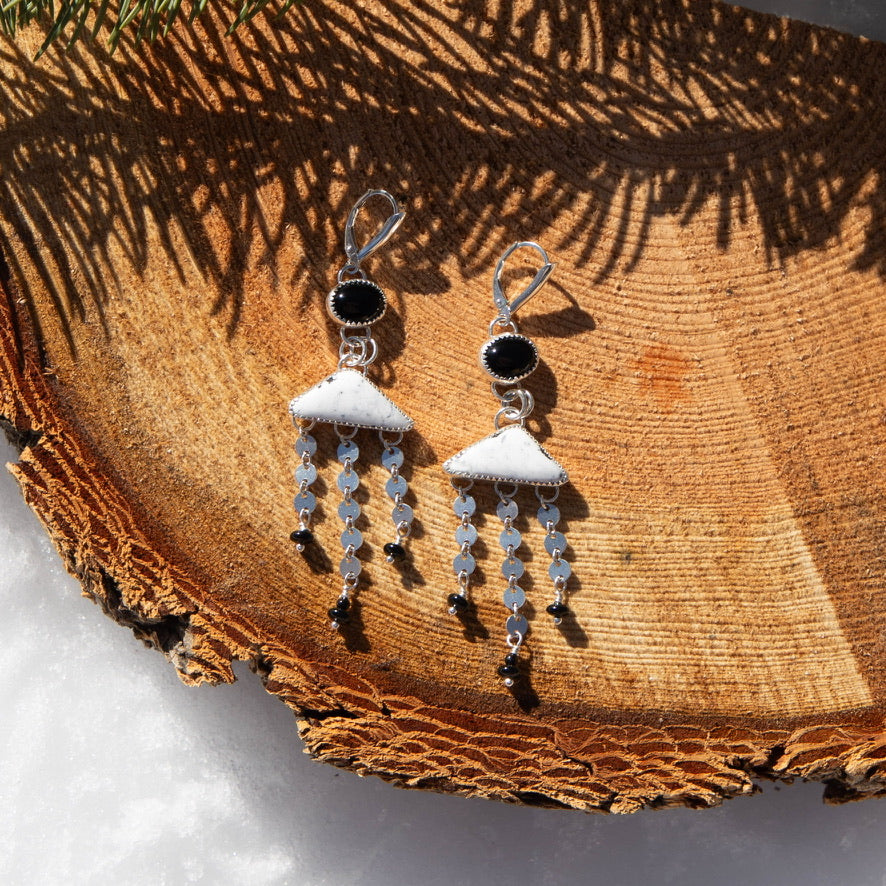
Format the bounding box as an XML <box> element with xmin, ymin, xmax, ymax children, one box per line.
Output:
<box><xmin>1</xmin><ymin>0</ymin><xmax>885</xmax><ymax>812</ymax></box>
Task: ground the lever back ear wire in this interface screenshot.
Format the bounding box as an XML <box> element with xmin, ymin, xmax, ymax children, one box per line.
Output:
<box><xmin>288</xmin><ymin>190</ymin><xmax>416</xmax><ymax>633</ymax></box>
<box><xmin>443</xmin><ymin>242</ymin><xmax>572</xmax><ymax>688</ymax></box>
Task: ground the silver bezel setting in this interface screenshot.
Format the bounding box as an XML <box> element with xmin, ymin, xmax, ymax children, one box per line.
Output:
<box><xmin>326</xmin><ymin>279</ymin><xmax>387</xmax><ymax>327</ymax></box>
<box><xmin>478</xmin><ymin>333</ymin><xmax>539</xmax><ymax>383</ymax></box>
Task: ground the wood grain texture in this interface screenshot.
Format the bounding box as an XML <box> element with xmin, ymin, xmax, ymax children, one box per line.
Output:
<box><xmin>1</xmin><ymin>0</ymin><xmax>885</xmax><ymax>811</ymax></box>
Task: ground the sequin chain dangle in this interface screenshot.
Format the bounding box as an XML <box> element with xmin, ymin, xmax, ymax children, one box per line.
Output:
<box><xmin>288</xmin><ymin>190</ymin><xmax>415</xmax><ymax>631</ymax></box>
<box><xmin>443</xmin><ymin>242</ymin><xmax>572</xmax><ymax>687</ymax></box>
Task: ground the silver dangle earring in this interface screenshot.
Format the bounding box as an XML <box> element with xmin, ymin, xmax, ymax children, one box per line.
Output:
<box><xmin>443</xmin><ymin>242</ymin><xmax>572</xmax><ymax>687</ymax></box>
<box><xmin>288</xmin><ymin>190</ymin><xmax>415</xmax><ymax>631</ymax></box>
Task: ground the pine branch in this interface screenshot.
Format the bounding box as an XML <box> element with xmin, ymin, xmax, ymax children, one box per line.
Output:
<box><xmin>0</xmin><ymin>0</ymin><xmax>301</xmax><ymax>57</ymax></box>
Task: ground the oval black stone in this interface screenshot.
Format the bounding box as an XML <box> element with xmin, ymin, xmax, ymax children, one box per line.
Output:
<box><xmin>290</xmin><ymin>529</ymin><xmax>314</xmax><ymax>544</ymax></box>
<box><xmin>327</xmin><ymin>279</ymin><xmax>386</xmax><ymax>326</ymax></box>
<box><xmin>480</xmin><ymin>334</ymin><xmax>538</xmax><ymax>381</ymax></box>
<box><xmin>447</xmin><ymin>593</ymin><xmax>469</xmax><ymax>612</ymax></box>
<box><xmin>335</xmin><ymin>596</ymin><xmax>351</xmax><ymax>611</ymax></box>
<box><xmin>504</xmin><ymin>653</ymin><xmax>519</xmax><ymax>667</ymax></box>
<box><xmin>383</xmin><ymin>542</ymin><xmax>406</xmax><ymax>561</ymax></box>
<box><xmin>546</xmin><ymin>602</ymin><xmax>569</xmax><ymax>617</ymax></box>
<box><xmin>497</xmin><ymin>663</ymin><xmax>520</xmax><ymax>679</ymax></box>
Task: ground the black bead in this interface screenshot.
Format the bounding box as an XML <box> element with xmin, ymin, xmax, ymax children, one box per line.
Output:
<box><xmin>383</xmin><ymin>542</ymin><xmax>406</xmax><ymax>561</ymax></box>
<box><xmin>480</xmin><ymin>334</ymin><xmax>538</xmax><ymax>382</ymax></box>
<box><xmin>546</xmin><ymin>602</ymin><xmax>569</xmax><ymax>617</ymax></box>
<box><xmin>497</xmin><ymin>663</ymin><xmax>520</xmax><ymax>679</ymax></box>
<box><xmin>326</xmin><ymin>279</ymin><xmax>387</xmax><ymax>326</ymax></box>
<box><xmin>290</xmin><ymin>529</ymin><xmax>314</xmax><ymax>544</ymax></box>
<box><xmin>335</xmin><ymin>596</ymin><xmax>351</xmax><ymax>611</ymax></box>
<box><xmin>447</xmin><ymin>593</ymin><xmax>469</xmax><ymax>612</ymax></box>
<box><xmin>504</xmin><ymin>653</ymin><xmax>519</xmax><ymax>667</ymax></box>
<box><xmin>328</xmin><ymin>606</ymin><xmax>351</xmax><ymax>623</ymax></box>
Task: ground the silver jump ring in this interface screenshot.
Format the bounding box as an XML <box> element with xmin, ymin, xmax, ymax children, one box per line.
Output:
<box><xmin>337</xmin><ymin>335</ymin><xmax>378</xmax><ymax>370</ymax></box>
<box><xmin>491</xmin><ymin>380</ymin><xmax>514</xmax><ymax>400</ymax></box>
<box><xmin>337</xmin><ymin>263</ymin><xmax>368</xmax><ymax>283</ymax></box>
<box><xmin>493</xmin><ymin>387</ymin><xmax>534</xmax><ymax>428</ymax></box>
<box><xmin>334</xmin><ymin>423</ymin><xmax>359</xmax><ymax>440</ymax></box>
<box><xmin>340</xmin><ymin>325</ymin><xmax>371</xmax><ymax>342</ymax></box>
<box><xmin>516</xmin><ymin>389</ymin><xmax>535</xmax><ymax>417</ymax></box>
<box><xmin>491</xmin><ymin>384</ymin><xmax>534</xmax><ymax>417</ymax></box>
<box><xmin>494</xmin><ymin>406</ymin><xmax>523</xmax><ymax>429</ymax></box>
<box><xmin>536</xmin><ymin>486</ymin><xmax>560</xmax><ymax>506</ymax></box>
<box><xmin>338</xmin><ymin>346</ymin><xmax>362</xmax><ymax>368</ymax></box>
<box><xmin>494</xmin><ymin>481</ymin><xmax>518</xmax><ymax>502</ymax></box>
<box><xmin>380</xmin><ymin>430</ymin><xmax>404</xmax><ymax>448</ymax></box>
<box><xmin>488</xmin><ymin>317</ymin><xmax>519</xmax><ymax>336</ymax></box>
<box><xmin>450</xmin><ymin>478</ymin><xmax>474</xmax><ymax>495</ymax></box>
<box><xmin>363</xmin><ymin>338</ymin><xmax>379</xmax><ymax>366</ymax></box>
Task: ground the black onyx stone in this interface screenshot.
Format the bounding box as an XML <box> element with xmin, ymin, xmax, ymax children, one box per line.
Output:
<box><xmin>383</xmin><ymin>542</ymin><xmax>406</xmax><ymax>561</ymax></box>
<box><xmin>497</xmin><ymin>662</ymin><xmax>520</xmax><ymax>679</ymax></box>
<box><xmin>335</xmin><ymin>596</ymin><xmax>351</xmax><ymax>611</ymax></box>
<box><xmin>546</xmin><ymin>602</ymin><xmax>569</xmax><ymax>617</ymax></box>
<box><xmin>504</xmin><ymin>653</ymin><xmax>519</xmax><ymax>667</ymax></box>
<box><xmin>480</xmin><ymin>334</ymin><xmax>538</xmax><ymax>381</ymax></box>
<box><xmin>290</xmin><ymin>529</ymin><xmax>314</xmax><ymax>545</ymax></box>
<box><xmin>328</xmin><ymin>606</ymin><xmax>351</xmax><ymax>623</ymax></box>
<box><xmin>327</xmin><ymin>279</ymin><xmax>386</xmax><ymax>326</ymax></box>
<box><xmin>447</xmin><ymin>593</ymin><xmax>469</xmax><ymax>612</ymax></box>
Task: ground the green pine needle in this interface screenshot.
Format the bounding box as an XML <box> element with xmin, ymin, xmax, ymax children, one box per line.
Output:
<box><xmin>0</xmin><ymin>0</ymin><xmax>300</xmax><ymax>57</ymax></box>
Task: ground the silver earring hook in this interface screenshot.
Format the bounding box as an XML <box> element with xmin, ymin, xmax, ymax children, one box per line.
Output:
<box><xmin>343</xmin><ymin>189</ymin><xmax>405</xmax><ymax>268</ymax></box>
<box><xmin>492</xmin><ymin>241</ymin><xmax>555</xmax><ymax>325</ymax></box>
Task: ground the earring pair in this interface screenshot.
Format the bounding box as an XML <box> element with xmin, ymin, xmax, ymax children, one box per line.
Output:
<box><xmin>288</xmin><ymin>190</ymin><xmax>572</xmax><ymax>689</ymax></box>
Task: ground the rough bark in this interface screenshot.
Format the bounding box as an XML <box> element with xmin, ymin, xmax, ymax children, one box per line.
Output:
<box><xmin>1</xmin><ymin>0</ymin><xmax>885</xmax><ymax>812</ymax></box>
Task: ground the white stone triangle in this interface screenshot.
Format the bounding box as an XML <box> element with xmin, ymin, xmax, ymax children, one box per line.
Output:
<box><xmin>443</xmin><ymin>424</ymin><xmax>568</xmax><ymax>486</ymax></box>
<box><xmin>289</xmin><ymin>369</ymin><xmax>414</xmax><ymax>431</ymax></box>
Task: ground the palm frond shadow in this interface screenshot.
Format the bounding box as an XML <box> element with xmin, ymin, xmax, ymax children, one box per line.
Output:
<box><xmin>1</xmin><ymin>0</ymin><xmax>884</xmax><ymax>354</ymax></box>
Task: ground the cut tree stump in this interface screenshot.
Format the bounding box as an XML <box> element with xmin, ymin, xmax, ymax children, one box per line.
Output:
<box><xmin>1</xmin><ymin>0</ymin><xmax>885</xmax><ymax>813</ymax></box>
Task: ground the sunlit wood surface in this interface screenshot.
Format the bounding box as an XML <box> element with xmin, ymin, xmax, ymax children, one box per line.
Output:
<box><xmin>1</xmin><ymin>0</ymin><xmax>885</xmax><ymax>811</ymax></box>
